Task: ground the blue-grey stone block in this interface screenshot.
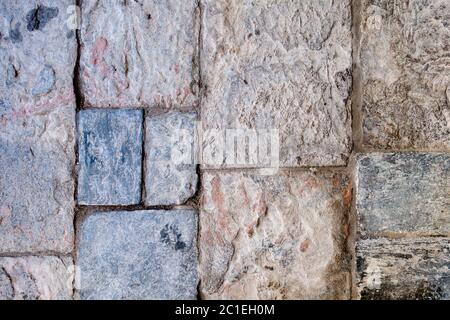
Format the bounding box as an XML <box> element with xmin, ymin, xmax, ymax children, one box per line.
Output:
<box><xmin>77</xmin><ymin>109</ymin><xmax>143</xmax><ymax>205</ymax></box>
<box><xmin>77</xmin><ymin>209</ymin><xmax>199</xmax><ymax>300</ymax></box>
<box><xmin>356</xmin><ymin>153</ymin><xmax>450</xmax><ymax>235</ymax></box>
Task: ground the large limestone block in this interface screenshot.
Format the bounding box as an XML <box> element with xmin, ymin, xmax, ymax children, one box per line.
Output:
<box><xmin>358</xmin><ymin>0</ymin><xmax>450</xmax><ymax>149</ymax></box>
<box><xmin>199</xmin><ymin>171</ymin><xmax>352</xmax><ymax>299</ymax></box>
<box><xmin>80</xmin><ymin>0</ymin><xmax>199</xmax><ymax>109</ymax></box>
<box><xmin>201</xmin><ymin>0</ymin><xmax>352</xmax><ymax>167</ymax></box>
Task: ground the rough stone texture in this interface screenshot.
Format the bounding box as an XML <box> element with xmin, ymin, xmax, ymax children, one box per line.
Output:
<box><xmin>201</xmin><ymin>0</ymin><xmax>352</xmax><ymax>167</ymax></box>
<box><xmin>77</xmin><ymin>109</ymin><xmax>143</xmax><ymax>206</ymax></box>
<box><xmin>145</xmin><ymin>111</ymin><xmax>198</xmax><ymax>206</ymax></box>
<box><xmin>0</xmin><ymin>256</ymin><xmax>73</xmax><ymax>300</ymax></box>
<box><xmin>0</xmin><ymin>0</ymin><xmax>77</xmax><ymax>113</ymax></box>
<box><xmin>357</xmin><ymin>238</ymin><xmax>450</xmax><ymax>300</ymax></box>
<box><xmin>77</xmin><ymin>210</ymin><xmax>198</xmax><ymax>300</ymax></box>
<box><xmin>80</xmin><ymin>0</ymin><xmax>199</xmax><ymax>109</ymax></box>
<box><xmin>356</xmin><ymin>153</ymin><xmax>450</xmax><ymax>236</ymax></box>
<box><xmin>358</xmin><ymin>0</ymin><xmax>450</xmax><ymax>150</ymax></box>
<box><xmin>199</xmin><ymin>171</ymin><xmax>352</xmax><ymax>299</ymax></box>
<box><xmin>0</xmin><ymin>0</ymin><xmax>76</xmax><ymax>254</ymax></box>
<box><xmin>0</xmin><ymin>106</ymin><xmax>75</xmax><ymax>254</ymax></box>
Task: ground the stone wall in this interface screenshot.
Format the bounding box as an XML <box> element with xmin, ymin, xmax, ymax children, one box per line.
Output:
<box><xmin>0</xmin><ymin>0</ymin><xmax>448</xmax><ymax>300</ymax></box>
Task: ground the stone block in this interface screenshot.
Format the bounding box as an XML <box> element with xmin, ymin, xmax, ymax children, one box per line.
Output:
<box><xmin>358</xmin><ymin>0</ymin><xmax>450</xmax><ymax>149</ymax></box>
<box><xmin>77</xmin><ymin>209</ymin><xmax>198</xmax><ymax>300</ymax></box>
<box><xmin>0</xmin><ymin>105</ymin><xmax>75</xmax><ymax>254</ymax></box>
<box><xmin>199</xmin><ymin>171</ymin><xmax>352</xmax><ymax>299</ymax></box>
<box><xmin>201</xmin><ymin>0</ymin><xmax>352</xmax><ymax>167</ymax></box>
<box><xmin>356</xmin><ymin>153</ymin><xmax>450</xmax><ymax>235</ymax></box>
<box><xmin>77</xmin><ymin>109</ymin><xmax>143</xmax><ymax>205</ymax></box>
<box><xmin>0</xmin><ymin>256</ymin><xmax>73</xmax><ymax>300</ymax></box>
<box><xmin>0</xmin><ymin>0</ymin><xmax>77</xmax><ymax>115</ymax></box>
<box><xmin>79</xmin><ymin>0</ymin><xmax>199</xmax><ymax>109</ymax></box>
<box><xmin>357</xmin><ymin>238</ymin><xmax>450</xmax><ymax>300</ymax></box>
<box><xmin>145</xmin><ymin>111</ymin><xmax>198</xmax><ymax>206</ymax></box>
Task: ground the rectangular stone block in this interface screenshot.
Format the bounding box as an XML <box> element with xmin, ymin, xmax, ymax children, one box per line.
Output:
<box><xmin>356</xmin><ymin>153</ymin><xmax>450</xmax><ymax>235</ymax></box>
<box><xmin>145</xmin><ymin>111</ymin><xmax>198</xmax><ymax>206</ymax></box>
<box><xmin>201</xmin><ymin>0</ymin><xmax>352</xmax><ymax>167</ymax></box>
<box><xmin>358</xmin><ymin>0</ymin><xmax>450</xmax><ymax>150</ymax></box>
<box><xmin>0</xmin><ymin>0</ymin><xmax>76</xmax><ymax>254</ymax></box>
<box><xmin>199</xmin><ymin>171</ymin><xmax>352</xmax><ymax>299</ymax></box>
<box><xmin>80</xmin><ymin>0</ymin><xmax>199</xmax><ymax>109</ymax></box>
<box><xmin>77</xmin><ymin>109</ymin><xmax>143</xmax><ymax>205</ymax></box>
<box><xmin>0</xmin><ymin>0</ymin><xmax>77</xmax><ymax>114</ymax></box>
<box><xmin>357</xmin><ymin>238</ymin><xmax>450</xmax><ymax>300</ymax></box>
<box><xmin>0</xmin><ymin>105</ymin><xmax>75</xmax><ymax>254</ymax></box>
<box><xmin>0</xmin><ymin>256</ymin><xmax>73</xmax><ymax>300</ymax></box>
<box><xmin>77</xmin><ymin>209</ymin><xmax>198</xmax><ymax>300</ymax></box>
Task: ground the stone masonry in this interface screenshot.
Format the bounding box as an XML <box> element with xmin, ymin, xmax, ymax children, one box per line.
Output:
<box><xmin>0</xmin><ymin>0</ymin><xmax>449</xmax><ymax>300</ymax></box>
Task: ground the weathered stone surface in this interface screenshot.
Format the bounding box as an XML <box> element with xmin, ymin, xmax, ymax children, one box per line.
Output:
<box><xmin>0</xmin><ymin>105</ymin><xmax>75</xmax><ymax>254</ymax></box>
<box><xmin>356</xmin><ymin>153</ymin><xmax>450</xmax><ymax>235</ymax></box>
<box><xmin>357</xmin><ymin>238</ymin><xmax>450</xmax><ymax>300</ymax></box>
<box><xmin>358</xmin><ymin>0</ymin><xmax>450</xmax><ymax>150</ymax></box>
<box><xmin>201</xmin><ymin>0</ymin><xmax>352</xmax><ymax>167</ymax></box>
<box><xmin>77</xmin><ymin>210</ymin><xmax>198</xmax><ymax>300</ymax></box>
<box><xmin>0</xmin><ymin>0</ymin><xmax>76</xmax><ymax>254</ymax></box>
<box><xmin>0</xmin><ymin>0</ymin><xmax>77</xmax><ymax>112</ymax></box>
<box><xmin>77</xmin><ymin>109</ymin><xmax>143</xmax><ymax>205</ymax></box>
<box><xmin>80</xmin><ymin>0</ymin><xmax>199</xmax><ymax>109</ymax></box>
<box><xmin>0</xmin><ymin>256</ymin><xmax>73</xmax><ymax>300</ymax></box>
<box><xmin>199</xmin><ymin>171</ymin><xmax>352</xmax><ymax>299</ymax></box>
<box><xmin>145</xmin><ymin>112</ymin><xmax>198</xmax><ymax>206</ymax></box>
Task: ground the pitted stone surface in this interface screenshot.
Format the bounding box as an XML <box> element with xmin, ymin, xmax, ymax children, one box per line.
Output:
<box><xmin>77</xmin><ymin>109</ymin><xmax>143</xmax><ymax>205</ymax></box>
<box><xmin>77</xmin><ymin>210</ymin><xmax>198</xmax><ymax>300</ymax></box>
<box><xmin>356</xmin><ymin>153</ymin><xmax>450</xmax><ymax>235</ymax></box>
<box><xmin>0</xmin><ymin>0</ymin><xmax>77</xmax><ymax>115</ymax></box>
<box><xmin>80</xmin><ymin>0</ymin><xmax>199</xmax><ymax>109</ymax></box>
<box><xmin>0</xmin><ymin>105</ymin><xmax>75</xmax><ymax>254</ymax></box>
<box><xmin>357</xmin><ymin>238</ymin><xmax>450</xmax><ymax>300</ymax></box>
<box><xmin>199</xmin><ymin>171</ymin><xmax>352</xmax><ymax>299</ymax></box>
<box><xmin>358</xmin><ymin>0</ymin><xmax>450</xmax><ymax>150</ymax></box>
<box><xmin>0</xmin><ymin>256</ymin><xmax>73</xmax><ymax>300</ymax></box>
<box><xmin>201</xmin><ymin>0</ymin><xmax>352</xmax><ymax>167</ymax></box>
<box><xmin>145</xmin><ymin>112</ymin><xmax>198</xmax><ymax>206</ymax></box>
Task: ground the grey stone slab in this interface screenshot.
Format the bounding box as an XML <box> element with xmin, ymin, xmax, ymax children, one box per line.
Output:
<box><xmin>0</xmin><ymin>256</ymin><xmax>73</xmax><ymax>300</ymax></box>
<box><xmin>79</xmin><ymin>0</ymin><xmax>199</xmax><ymax>109</ymax></box>
<box><xmin>77</xmin><ymin>210</ymin><xmax>198</xmax><ymax>300</ymax></box>
<box><xmin>0</xmin><ymin>0</ymin><xmax>77</xmax><ymax>113</ymax></box>
<box><xmin>358</xmin><ymin>0</ymin><xmax>450</xmax><ymax>150</ymax></box>
<box><xmin>0</xmin><ymin>105</ymin><xmax>75</xmax><ymax>254</ymax></box>
<box><xmin>356</xmin><ymin>153</ymin><xmax>450</xmax><ymax>235</ymax></box>
<box><xmin>77</xmin><ymin>109</ymin><xmax>143</xmax><ymax>205</ymax></box>
<box><xmin>357</xmin><ymin>238</ymin><xmax>450</xmax><ymax>300</ymax></box>
<box><xmin>145</xmin><ymin>112</ymin><xmax>198</xmax><ymax>206</ymax></box>
<box><xmin>201</xmin><ymin>0</ymin><xmax>352</xmax><ymax>167</ymax></box>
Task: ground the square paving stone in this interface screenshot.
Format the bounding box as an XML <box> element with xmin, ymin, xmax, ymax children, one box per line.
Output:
<box><xmin>145</xmin><ymin>111</ymin><xmax>198</xmax><ymax>206</ymax></box>
<box><xmin>201</xmin><ymin>0</ymin><xmax>352</xmax><ymax>167</ymax></box>
<box><xmin>0</xmin><ymin>256</ymin><xmax>73</xmax><ymax>300</ymax></box>
<box><xmin>79</xmin><ymin>0</ymin><xmax>199</xmax><ymax>109</ymax></box>
<box><xmin>357</xmin><ymin>238</ymin><xmax>450</xmax><ymax>300</ymax></box>
<box><xmin>356</xmin><ymin>153</ymin><xmax>450</xmax><ymax>236</ymax></box>
<box><xmin>199</xmin><ymin>171</ymin><xmax>352</xmax><ymax>299</ymax></box>
<box><xmin>358</xmin><ymin>0</ymin><xmax>450</xmax><ymax>150</ymax></box>
<box><xmin>77</xmin><ymin>109</ymin><xmax>143</xmax><ymax>205</ymax></box>
<box><xmin>77</xmin><ymin>210</ymin><xmax>198</xmax><ymax>300</ymax></box>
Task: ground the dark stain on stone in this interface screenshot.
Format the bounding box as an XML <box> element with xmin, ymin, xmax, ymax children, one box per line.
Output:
<box><xmin>160</xmin><ymin>224</ymin><xmax>186</xmax><ymax>251</ymax></box>
<box><xmin>26</xmin><ymin>6</ymin><xmax>59</xmax><ymax>31</ymax></box>
<box><xmin>9</xmin><ymin>23</ymin><xmax>22</xmax><ymax>43</ymax></box>
<box><xmin>66</xmin><ymin>30</ymin><xmax>74</xmax><ymax>39</ymax></box>
<box><xmin>6</xmin><ymin>64</ymin><xmax>19</xmax><ymax>87</ymax></box>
